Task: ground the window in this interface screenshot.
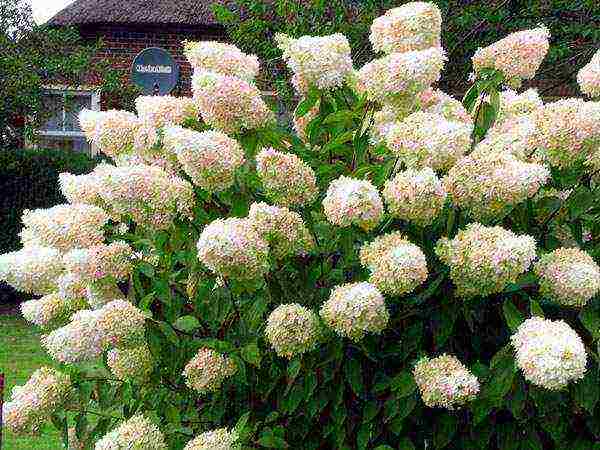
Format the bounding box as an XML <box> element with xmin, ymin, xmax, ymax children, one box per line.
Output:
<box><xmin>36</xmin><ymin>88</ymin><xmax>100</xmax><ymax>155</ymax></box>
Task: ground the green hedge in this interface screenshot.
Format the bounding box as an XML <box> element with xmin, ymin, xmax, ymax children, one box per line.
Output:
<box><xmin>0</xmin><ymin>148</ymin><xmax>98</xmax><ymax>301</ymax></box>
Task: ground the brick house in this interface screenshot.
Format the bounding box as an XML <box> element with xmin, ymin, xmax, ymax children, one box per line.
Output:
<box><xmin>39</xmin><ymin>0</ymin><xmax>229</xmax><ymax>154</ymax></box>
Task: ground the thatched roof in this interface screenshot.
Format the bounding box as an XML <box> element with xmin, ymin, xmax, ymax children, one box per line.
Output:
<box><xmin>48</xmin><ymin>0</ymin><xmax>230</xmax><ymax>27</ymax></box>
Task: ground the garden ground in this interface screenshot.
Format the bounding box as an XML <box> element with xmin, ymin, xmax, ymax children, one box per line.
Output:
<box><xmin>0</xmin><ymin>308</ymin><xmax>62</xmax><ymax>449</ymax></box>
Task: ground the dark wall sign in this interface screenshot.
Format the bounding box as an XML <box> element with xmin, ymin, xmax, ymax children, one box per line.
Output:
<box><xmin>131</xmin><ymin>47</ymin><xmax>180</xmax><ymax>95</ymax></box>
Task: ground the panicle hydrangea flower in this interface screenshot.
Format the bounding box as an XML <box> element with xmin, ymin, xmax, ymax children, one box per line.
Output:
<box><xmin>85</xmin><ymin>280</ymin><xmax>124</xmax><ymax>309</ymax></box>
<box><xmin>197</xmin><ymin>218</ymin><xmax>270</xmax><ymax>280</ymax></box>
<box><xmin>474</xmin><ymin>114</ymin><xmax>538</xmax><ymax>161</ymax></box>
<box><xmin>184</xmin><ymin>41</ymin><xmax>260</xmax><ymax>82</ymax></box>
<box><xmin>42</xmin><ymin>299</ymin><xmax>146</xmax><ymax>363</ymax></box>
<box><xmin>63</xmin><ymin>241</ymin><xmax>133</xmax><ymax>283</ymax></box>
<box><xmin>135</xmin><ymin>95</ymin><xmax>199</xmax><ymax>128</ymax></box>
<box><xmin>265</xmin><ymin>304</ymin><xmax>320</xmax><ymax>359</ymax></box>
<box><xmin>107</xmin><ymin>345</ymin><xmax>155</xmax><ymax>382</ymax></box>
<box><xmin>436</xmin><ymin>223</ymin><xmax>537</xmax><ymax>298</ymax></box>
<box><xmin>192</xmin><ymin>70</ymin><xmax>275</xmax><ymax>133</ymax></box>
<box><xmin>444</xmin><ymin>151</ymin><xmax>550</xmax><ymax>221</ymax></box>
<box><xmin>0</xmin><ymin>246</ymin><xmax>63</xmax><ymax>295</ymax></box>
<box><xmin>320</xmin><ymin>282</ymin><xmax>389</xmax><ymax>341</ymax></box>
<box><xmin>184</xmin><ymin>428</ymin><xmax>240</xmax><ymax>450</ymax></box>
<box><xmin>359</xmin><ymin>232</ymin><xmax>428</xmax><ymax>296</ymax></box>
<box><xmin>370</xmin><ymin>103</ymin><xmax>409</xmax><ymax>146</ymax></box>
<box><xmin>386</xmin><ymin>111</ymin><xmax>472</xmax><ymax>171</ymax></box>
<box><xmin>79</xmin><ymin>109</ymin><xmax>140</xmax><ymax>158</ymax></box>
<box><xmin>95</xmin><ymin>415</ymin><xmax>167</xmax><ymax>450</ymax></box>
<box><xmin>356</xmin><ymin>47</ymin><xmax>446</xmax><ymax>103</ymax></box>
<box><xmin>370</xmin><ymin>2</ymin><xmax>442</xmax><ymax>54</ymax></box>
<box><xmin>163</xmin><ymin>126</ymin><xmax>245</xmax><ymax>192</ymax></box>
<box><xmin>59</xmin><ymin>170</ymin><xmax>103</xmax><ymax>205</ymax></box>
<box><xmin>248</xmin><ymin>202</ymin><xmax>314</xmax><ymax>258</ymax></box>
<box><xmin>534</xmin><ymin>248</ymin><xmax>600</xmax><ymax>308</ymax></box>
<box><xmin>276</xmin><ymin>33</ymin><xmax>353</xmax><ymax>93</ymax></box>
<box><xmin>418</xmin><ymin>88</ymin><xmax>472</xmax><ymax>124</ymax></box>
<box><xmin>383</xmin><ymin>167</ymin><xmax>447</xmax><ymax>225</ymax></box>
<box><xmin>256</xmin><ymin>147</ymin><xmax>318</xmax><ymax>207</ymax></box>
<box><xmin>472</xmin><ymin>26</ymin><xmax>550</xmax><ymax>85</ymax></box>
<box><xmin>531</xmin><ymin>99</ymin><xmax>600</xmax><ymax>168</ymax></box>
<box><xmin>413</xmin><ymin>354</ymin><xmax>479</xmax><ymax>409</ymax></box>
<box><xmin>19</xmin><ymin>204</ymin><xmax>109</xmax><ymax>252</ymax></box>
<box><xmin>57</xmin><ymin>273</ymin><xmax>87</xmax><ymax>301</ymax></box>
<box><xmin>20</xmin><ymin>293</ymin><xmax>87</xmax><ymax>329</ymax></box>
<box><xmin>577</xmin><ymin>49</ymin><xmax>600</xmax><ymax>98</ymax></box>
<box><xmin>496</xmin><ymin>88</ymin><xmax>543</xmax><ymax>124</ymax></box>
<box><xmin>183</xmin><ymin>348</ymin><xmax>237</xmax><ymax>394</ymax></box>
<box><xmin>322</xmin><ymin>176</ymin><xmax>383</xmax><ymax>230</ymax></box>
<box><xmin>511</xmin><ymin>317</ymin><xmax>587</xmax><ymax>390</ymax></box>
<box><xmin>3</xmin><ymin>367</ymin><xmax>72</xmax><ymax>434</ymax></box>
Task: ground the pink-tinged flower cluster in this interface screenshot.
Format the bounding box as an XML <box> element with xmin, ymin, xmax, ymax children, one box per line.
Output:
<box><xmin>383</xmin><ymin>167</ymin><xmax>447</xmax><ymax>225</ymax></box>
<box><xmin>248</xmin><ymin>202</ymin><xmax>314</xmax><ymax>259</ymax></box>
<box><xmin>20</xmin><ymin>293</ymin><xmax>87</xmax><ymax>329</ymax></box>
<box><xmin>0</xmin><ymin>246</ymin><xmax>63</xmax><ymax>295</ymax></box>
<box><xmin>577</xmin><ymin>49</ymin><xmax>600</xmax><ymax>98</ymax></box>
<box><xmin>184</xmin><ymin>428</ymin><xmax>240</xmax><ymax>450</ymax></box>
<box><xmin>135</xmin><ymin>95</ymin><xmax>199</xmax><ymax>128</ymax></box>
<box><xmin>184</xmin><ymin>41</ymin><xmax>260</xmax><ymax>82</ymax></box>
<box><xmin>62</xmin><ymin>163</ymin><xmax>194</xmax><ymax>228</ymax></box>
<box><xmin>56</xmin><ymin>273</ymin><xmax>87</xmax><ymax>301</ymax></box>
<box><xmin>107</xmin><ymin>345</ymin><xmax>155</xmax><ymax>382</ymax></box>
<box><xmin>196</xmin><ymin>218</ymin><xmax>270</xmax><ymax>280</ymax></box>
<box><xmin>534</xmin><ymin>248</ymin><xmax>600</xmax><ymax>308</ymax></box>
<box><xmin>370</xmin><ymin>103</ymin><xmax>410</xmax><ymax>146</ymax></box>
<box><xmin>436</xmin><ymin>224</ymin><xmax>537</xmax><ymax>298</ymax></box>
<box><xmin>42</xmin><ymin>299</ymin><xmax>146</xmax><ymax>363</ymax></box>
<box><xmin>256</xmin><ymin>147</ymin><xmax>318</xmax><ymax>207</ymax></box>
<box><xmin>511</xmin><ymin>317</ymin><xmax>587</xmax><ymax>390</ymax></box>
<box><xmin>19</xmin><ymin>204</ymin><xmax>108</xmax><ymax>252</ymax></box>
<box><xmin>475</xmin><ymin>115</ymin><xmax>538</xmax><ymax>161</ymax></box>
<box><xmin>265</xmin><ymin>304</ymin><xmax>320</xmax><ymax>359</ymax></box>
<box><xmin>444</xmin><ymin>151</ymin><xmax>549</xmax><ymax>221</ymax></box>
<box><xmin>356</xmin><ymin>47</ymin><xmax>446</xmax><ymax>103</ymax></box>
<box><xmin>164</xmin><ymin>127</ymin><xmax>245</xmax><ymax>192</ymax></box>
<box><xmin>386</xmin><ymin>111</ymin><xmax>472</xmax><ymax>171</ymax></box>
<box><xmin>192</xmin><ymin>70</ymin><xmax>274</xmax><ymax>134</ymax></box>
<box><xmin>63</xmin><ymin>241</ymin><xmax>133</xmax><ymax>283</ymax></box>
<box><xmin>413</xmin><ymin>355</ymin><xmax>479</xmax><ymax>409</ymax></box>
<box><xmin>183</xmin><ymin>348</ymin><xmax>237</xmax><ymax>394</ymax></box>
<box><xmin>79</xmin><ymin>109</ymin><xmax>140</xmax><ymax>158</ymax></box>
<box><xmin>3</xmin><ymin>367</ymin><xmax>72</xmax><ymax>434</ymax></box>
<box><xmin>418</xmin><ymin>88</ymin><xmax>472</xmax><ymax>124</ymax></box>
<box><xmin>276</xmin><ymin>33</ymin><xmax>353</xmax><ymax>93</ymax></box>
<box><xmin>360</xmin><ymin>232</ymin><xmax>428</xmax><ymax>296</ymax></box>
<box><xmin>531</xmin><ymin>99</ymin><xmax>600</xmax><ymax>168</ymax></box>
<box><xmin>472</xmin><ymin>26</ymin><xmax>550</xmax><ymax>85</ymax></box>
<box><xmin>496</xmin><ymin>89</ymin><xmax>543</xmax><ymax>124</ymax></box>
<box><xmin>323</xmin><ymin>176</ymin><xmax>383</xmax><ymax>230</ymax></box>
<box><xmin>370</xmin><ymin>2</ymin><xmax>442</xmax><ymax>54</ymax></box>
<box><xmin>95</xmin><ymin>415</ymin><xmax>167</xmax><ymax>450</ymax></box>
<box><xmin>320</xmin><ymin>282</ymin><xmax>389</xmax><ymax>341</ymax></box>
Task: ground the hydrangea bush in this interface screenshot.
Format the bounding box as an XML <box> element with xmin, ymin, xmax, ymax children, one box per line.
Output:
<box><xmin>3</xmin><ymin>3</ymin><xmax>600</xmax><ymax>448</ymax></box>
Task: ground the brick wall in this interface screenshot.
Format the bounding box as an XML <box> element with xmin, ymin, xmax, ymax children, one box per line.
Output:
<box><xmin>79</xmin><ymin>23</ymin><xmax>227</xmax><ymax>107</ymax></box>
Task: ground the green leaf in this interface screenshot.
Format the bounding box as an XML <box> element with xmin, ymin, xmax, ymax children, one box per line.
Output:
<box><xmin>579</xmin><ymin>303</ymin><xmax>600</xmax><ymax>339</ymax></box>
<box><xmin>390</xmin><ymin>371</ymin><xmax>416</xmax><ymax>397</ymax></box>
<box><xmin>240</xmin><ymin>342</ymin><xmax>262</xmax><ymax>367</ymax></box>
<box><xmin>398</xmin><ymin>437</ymin><xmax>415</xmax><ymax>450</ymax></box>
<box><xmin>344</xmin><ymin>358</ymin><xmax>363</xmax><ymax>395</ymax></box>
<box><xmin>173</xmin><ymin>315</ymin><xmax>200</xmax><ymax>333</ymax></box>
<box><xmin>295</xmin><ymin>91</ymin><xmax>319</xmax><ymax>118</ymax></box>
<box><xmin>503</xmin><ymin>299</ymin><xmax>524</xmax><ymax>332</ymax></box>
<box><xmin>530</xmin><ymin>299</ymin><xmax>544</xmax><ymax>317</ymax></box>
<box><xmin>433</xmin><ymin>414</ymin><xmax>458</xmax><ymax>449</ymax></box>
<box><xmin>572</xmin><ymin>363</ymin><xmax>599</xmax><ymax>414</ymax></box>
<box><xmin>258</xmin><ymin>431</ymin><xmax>289</xmax><ymax>448</ymax></box>
<box><xmin>287</xmin><ymin>358</ymin><xmax>302</xmax><ymax>380</ymax></box>
<box><xmin>485</xmin><ymin>345</ymin><xmax>516</xmax><ymax>401</ymax></box>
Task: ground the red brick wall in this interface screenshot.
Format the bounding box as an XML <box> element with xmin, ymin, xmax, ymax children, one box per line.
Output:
<box><xmin>78</xmin><ymin>24</ymin><xmax>227</xmax><ymax>108</ymax></box>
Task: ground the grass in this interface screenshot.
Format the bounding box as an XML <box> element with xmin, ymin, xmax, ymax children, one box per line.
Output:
<box><xmin>0</xmin><ymin>313</ymin><xmax>63</xmax><ymax>450</ymax></box>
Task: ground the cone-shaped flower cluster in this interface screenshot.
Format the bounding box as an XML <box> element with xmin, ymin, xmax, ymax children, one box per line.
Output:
<box><xmin>135</xmin><ymin>95</ymin><xmax>199</xmax><ymax>128</ymax></box>
<box><xmin>95</xmin><ymin>415</ymin><xmax>167</xmax><ymax>450</ymax></box>
<box><xmin>183</xmin><ymin>348</ymin><xmax>237</xmax><ymax>394</ymax></box>
<box><xmin>0</xmin><ymin>246</ymin><xmax>63</xmax><ymax>295</ymax></box>
<box><xmin>184</xmin><ymin>41</ymin><xmax>260</xmax><ymax>82</ymax></box>
<box><xmin>184</xmin><ymin>428</ymin><xmax>240</xmax><ymax>450</ymax></box>
<box><xmin>79</xmin><ymin>109</ymin><xmax>140</xmax><ymax>158</ymax></box>
<box><xmin>63</xmin><ymin>241</ymin><xmax>133</xmax><ymax>283</ymax></box>
<box><xmin>265</xmin><ymin>304</ymin><xmax>321</xmax><ymax>359</ymax></box>
<box><xmin>107</xmin><ymin>345</ymin><xmax>155</xmax><ymax>382</ymax></box>
<box><xmin>323</xmin><ymin>176</ymin><xmax>383</xmax><ymax>230</ymax></box>
<box><xmin>20</xmin><ymin>292</ymin><xmax>86</xmax><ymax>329</ymax></box>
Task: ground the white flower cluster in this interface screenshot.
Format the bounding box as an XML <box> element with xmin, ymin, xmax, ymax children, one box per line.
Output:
<box><xmin>107</xmin><ymin>345</ymin><xmax>155</xmax><ymax>382</ymax></box>
<box><xmin>322</xmin><ymin>176</ymin><xmax>383</xmax><ymax>231</ymax></box>
<box><xmin>184</xmin><ymin>40</ymin><xmax>260</xmax><ymax>82</ymax></box>
<box><xmin>95</xmin><ymin>415</ymin><xmax>167</xmax><ymax>450</ymax></box>
<box><xmin>320</xmin><ymin>282</ymin><xmax>389</xmax><ymax>341</ymax></box>
<box><xmin>276</xmin><ymin>33</ymin><xmax>353</xmax><ymax>94</ymax></box>
<box><xmin>496</xmin><ymin>88</ymin><xmax>543</xmax><ymax>124</ymax></box>
<box><xmin>20</xmin><ymin>292</ymin><xmax>86</xmax><ymax>329</ymax></box>
<box><xmin>183</xmin><ymin>348</ymin><xmax>237</xmax><ymax>394</ymax></box>
<box><xmin>360</xmin><ymin>232</ymin><xmax>428</xmax><ymax>296</ymax></box>
<box><xmin>534</xmin><ymin>248</ymin><xmax>600</xmax><ymax>308</ymax></box>
<box><xmin>436</xmin><ymin>224</ymin><xmax>537</xmax><ymax>298</ymax></box>
<box><xmin>413</xmin><ymin>354</ymin><xmax>479</xmax><ymax>409</ymax></box>
<box><xmin>511</xmin><ymin>317</ymin><xmax>587</xmax><ymax>390</ymax></box>
<box><xmin>265</xmin><ymin>304</ymin><xmax>321</xmax><ymax>359</ymax></box>
<box><xmin>0</xmin><ymin>246</ymin><xmax>63</xmax><ymax>295</ymax></box>
<box><xmin>79</xmin><ymin>109</ymin><xmax>140</xmax><ymax>158</ymax></box>
<box><xmin>184</xmin><ymin>428</ymin><xmax>240</xmax><ymax>450</ymax></box>
<box><xmin>135</xmin><ymin>95</ymin><xmax>199</xmax><ymax>128</ymax></box>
